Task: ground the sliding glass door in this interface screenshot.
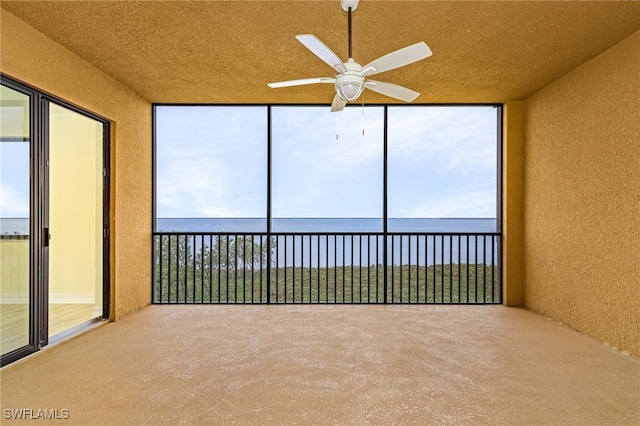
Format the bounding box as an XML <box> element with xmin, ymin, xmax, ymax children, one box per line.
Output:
<box><xmin>0</xmin><ymin>75</ymin><xmax>109</xmax><ymax>366</ymax></box>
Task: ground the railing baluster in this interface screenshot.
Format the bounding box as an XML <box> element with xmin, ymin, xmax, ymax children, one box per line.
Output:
<box><xmin>466</xmin><ymin>235</ymin><xmax>470</xmax><ymax>303</ymax></box>
<box><xmin>400</xmin><ymin>235</ymin><xmax>403</xmax><ymax>303</ymax></box>
<box><xmin>424</xmin><ymin>235</ymin><xmax>428</xmax><ymax>304</ymax></box>
<box><xmin>483</xmin><ymin>235</ymin><xmax>487</xmax><ymax>304</ymax></box>
<box><xmin>375</xmin><ymin>235</ymin><xmax>379</xmax><ymax>303</ymax></box>
<box><xmin>367</xmin><ymin>235</ymin><xmax>371</xmax><ymax>303</ymax></box>
<box><xmin>242</xmin><ymin>235</ymin><xmax>245</xmax><ymax>303</ymax></box>
<box><xmin>158</xmin><ymin>235</ymin><xmax>163</xmax><ymax>303</ymax></box>
<box><xmin>191</xmin><ymin>235</ymin><xmax>195</xmax><ymax>303</ymax></box>
<box><xmin>333</xmin><ymin>235</ymin><xmax>338</xmax><ymax>303</ymax></box>
<box><xmin>491</xmin><ymin>235</ymin><xmax>495</xmax><ymax>303</ymax></box>
<box><xmin>183</xmin><ymin>234</ymin><xmax>188</xmax><ymax>303</ymax></box>
<box><xmin>350</xmin><ymin>234</ymin><xmax>354</xmax><ymax>303</ymax></box>
<box><xmin>309</xmin><ymin>234</ymin><xmax>312</xmax><ymax>303</ymax></box>
<box><xmin>391</xmin><ymin>235</ymin><xmax>395</xmax><ymax>303</ymax></box>
<box><xmin>250</xmin><ymin>235</ymin><xmax>254</xmax><ymax>303</ymax></box>
<box><xmin>475</xmin><ymin>235</ymin><xmax>478</xmax><ymax>304</ymax></box>
<box><xmin>432</xmin><ymin>235</ymin><xmax>436</xmax><ymax>303</ymax></box>
<box><xmin>317</xmin><ymin>234</ymin><xmax>321</xmax><ymax>303</ymax></box>
<box><xmin>408</xmin><ymin>235</ymin><xmax>412</xmax><ymax>303</ymax></box>
<box><xmin>283</xmin><ymin>235</ymin><xmax>286</xmax><ymax>303</ymax></box>
<box><xmin>325</xmin><ymin>235</ymin><xmax>329</xmax><ymax>304</ymax></box>
<box><xmin>457</xmin><ymin>235</ymin><xmax>461</xmax><ymax>304</ymax></box>
<box><xmin>224</xmin><ymin>235</ymin><xmax>229</xmax><ymax>303</ymax></box>
<box><xmin>260</xmin><ymin>236</ymin><xmax>264</xmax><ymax>303</ymax></box>
<box><xmin>440</xmin><ymin>235</ymin><xmax>444</xmax><ymax>305</ymax></box>
<box><xmin>342</xmin><ymin>235</ymin><xmax>345</xmax><ymax>303</ymax></box>
<box><xmin>217</xmin><ymin>235</ymin><xmax>221</xmax><ymax>304</ymax></box>
<box><xmin>449</xmin><ymin>235</ymin><xmax>453</xmax><ymax>304</ymax></box>
<box><xmin>200</xmin><ymin>235</ymin><xmax>205</xmax><ymax>303</ymax></box>
<box><xmin>414</xmin><ymin>234</ymin><xmax>418</xmax><ymax>304</ymax></box>
<box><xmin>359</xmin><ymin>235</ymin><xmax>362</xmax><ymax>304</ymax></box>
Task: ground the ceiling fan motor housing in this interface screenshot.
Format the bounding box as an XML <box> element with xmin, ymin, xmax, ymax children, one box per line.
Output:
<box><xmin>335</xmin><ymin>59</ymin><xmax>364</xmax><ymax>101</ymax></box>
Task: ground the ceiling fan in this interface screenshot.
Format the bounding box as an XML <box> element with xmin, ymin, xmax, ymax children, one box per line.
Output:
<box><xmin>267</xmin><ymin>0</ymin><xmax>432</xmax><ymax>112</ymax></box>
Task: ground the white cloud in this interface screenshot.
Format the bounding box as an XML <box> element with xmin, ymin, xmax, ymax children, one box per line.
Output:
<box><xmin>387</xmin><ymin>106</ymin><xmax>498</xmax><ymax>218</ymax></box>
<box><xmin>407</xmin><ymin>188</ymin><xmax>497</xmax><ymax>218</ymax></box>
<box><xmin>271</xmin><ymin>106</ymin><xmax>384</xmax><ymax>217</ymax></box>
<box><xmin>155</xmin><ymin>105</ymin><xmax>499</xmax><ymax>220</ymax></box>
<box><xmin>155</xmin><ymin>106</ymin><xmax>267</xmax><ymax>218</ymax></box>
<box><xmin>0</xmin><ymin>182</ymin><xmax>29</xmax><ymax>217</ymax></box>
<box><xmin>388</xmin><ymin>106</ymin><xmax>496</xmax><ymax>165</ymax></box>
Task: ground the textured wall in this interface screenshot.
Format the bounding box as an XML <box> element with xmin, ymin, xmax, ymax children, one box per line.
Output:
<box><xmin>502</xmin><ymin>102</ymin><xmax>524</xmax><ymax>307</ymax></box>
<box><xmin>523</xmin><ymin>31</ymin><xmax>640</xmax><ymax>357</ymax></box>
<box><xmin>1</xmin><ymin>10</ymin><xmax>152</xmax><ymax>320</ymax></box>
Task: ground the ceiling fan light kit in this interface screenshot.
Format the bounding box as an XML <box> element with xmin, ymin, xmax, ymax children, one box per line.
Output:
<box><xmin>268</xmin><ymin>0</ymin><xmax>432</xmax><ymax>112</ymax></box>
<box><xmin>335</xmin><ymin>59</ymin><xmax>365</xmax><ymax>101</ymax></box>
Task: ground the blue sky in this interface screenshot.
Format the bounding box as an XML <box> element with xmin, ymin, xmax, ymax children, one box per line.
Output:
<box><xmin>155</xmin><ymin>105</ymin><xmax>498</xmax><ymax>219</ymax></box>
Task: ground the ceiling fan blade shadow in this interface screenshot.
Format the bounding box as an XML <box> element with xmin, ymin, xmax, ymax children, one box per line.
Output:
<box><xmin>268</xmin><ymin>77</ymin><xmax>335</xmax><ymax>88</ymax></box>
<box><xmin>364</xmin><ymin>80</ymin><xmax>420</xmax><ymax>102</ymax></box>
<box><xmin>362</xmin><ymin>42</ymin><xmax>432</xmax><ymax>77</ymax></box>
<box><xmin>296</xmin><ymin>34</ymin><xmax>347</xmax><ymax>73</ymax></box>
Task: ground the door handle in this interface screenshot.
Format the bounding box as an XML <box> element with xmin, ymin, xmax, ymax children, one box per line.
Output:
<box><xmin>43</xmin><ymin>227</ymin><xmax>51</xmax><ymax>247</ymax></box>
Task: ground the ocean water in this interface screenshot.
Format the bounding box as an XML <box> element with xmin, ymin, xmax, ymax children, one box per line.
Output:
<box><xmin>155</xmin><ymin>218</ymin><xmax>499</xmax><ymax>267</ymax></box>
<box><xmin>1</xmin><ymin>217</ymin><xmax>497</xmax><ymax>234</ymax></box>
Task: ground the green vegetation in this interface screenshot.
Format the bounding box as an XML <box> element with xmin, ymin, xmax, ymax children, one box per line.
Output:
<box><xmin>153</xmin><ymin>235</ymin><xmax>500</xmax><ymax>304</ymax></box>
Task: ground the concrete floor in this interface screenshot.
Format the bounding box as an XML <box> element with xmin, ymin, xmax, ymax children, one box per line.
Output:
<box><xmin>0</xmin><ymin>305</ymin><xmax>638</xmax><ymax>425</ymax></box>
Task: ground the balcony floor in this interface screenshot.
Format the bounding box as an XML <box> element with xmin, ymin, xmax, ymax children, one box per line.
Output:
<box><xmin>1</xmin><ymin>305</ymin><xmax>638</xmax><ymax>425</ymax></box>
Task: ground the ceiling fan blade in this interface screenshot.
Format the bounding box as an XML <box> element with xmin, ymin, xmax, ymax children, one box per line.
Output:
<box><xmin>362</xmin><ymin>42</ymin><xmax>432</xmax><ymax>77</ymax></box>
<box><xmin>296</xmin><ymin>34</ymin><xmax>347</xmax><ymax>73</ymax></box>
<box><xmin>364</xmin><ymin>80</ymin><xmax>421</xmax><ymax>102</ymax></box>
<box><xmin>331</xmin><ymin>93</ymin><xmax>347</xmax><ymax>112</ymax></box>
<box><xmin>268</xmin><ymin>77</ymin><xmax>335</xmax><ymax>88</ymax></box>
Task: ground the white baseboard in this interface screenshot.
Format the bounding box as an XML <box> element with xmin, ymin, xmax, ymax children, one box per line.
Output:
<box><xmin>0</xmin><ymin>294</ymin><xmax>29</xmax><ymax>304</ymax></box>
<box><xmin>50</xmin><ymin>293</ymin><xmax>95</xmax><ymax>304</ymax></box>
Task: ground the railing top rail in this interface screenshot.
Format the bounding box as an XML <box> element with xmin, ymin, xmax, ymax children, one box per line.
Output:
<box><xmin>153</xmin><ymin>231</ymin><xmax>501</xmax><ymax>237</ymax></box>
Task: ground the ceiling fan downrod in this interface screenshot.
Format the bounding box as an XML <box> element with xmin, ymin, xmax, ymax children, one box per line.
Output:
<box><xmin>341</xmin><ymin>0</ymin><xmax>359</xmax><ymax>59</ymax></box>
<box><xmin>348</xmin><ymin>7</ymin><xmax>352</xmax><ymax>58</ymax></box>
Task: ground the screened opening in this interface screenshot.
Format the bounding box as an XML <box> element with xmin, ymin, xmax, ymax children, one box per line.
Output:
<box><xmin>153</xmin><ymin>104</ymin><xmax>501</xmax><ymax>304</ymax></box>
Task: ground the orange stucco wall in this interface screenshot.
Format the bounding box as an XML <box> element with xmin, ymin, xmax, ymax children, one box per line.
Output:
<box><xmin>1</xmin><ymin>9</ymin><xmax>152</xmax><ymax>320</ymax></box>
<box><xmin>523</xmin><ymin>31</ymin><xmax>640</xmax><ymax>357</ymax></box>
<box><xmin>502</xmin><ymin>101</ymin><xmax>525</xmax><ymax>307</ymax></box>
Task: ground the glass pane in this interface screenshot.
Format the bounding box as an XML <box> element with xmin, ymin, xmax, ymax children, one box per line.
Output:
<box><xmin>155</xmin><ymin>106</ymin><xmax>267</xmax><ymax>232</ymax></box>
<box><xmin>48</xmin><ymin>103</ymin><xmax>103</xmax><ymax>338</ymax></box>
<box><xmin>0</xmin><ymin>85</ymin><xmax>31</xmax><ymax>355</ymax></box>
<box><xmin>272</xmin><ymin>106</ymin><xmax>384</xmax><ymax>232</ymax></box>
<box><xmin>387</xmin><ymin>106</ymin><xmax>498</xmax><ymax>232</ymax></box>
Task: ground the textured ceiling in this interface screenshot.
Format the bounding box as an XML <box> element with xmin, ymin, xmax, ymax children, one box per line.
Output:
<box><xmin>2</xmin><ymin>1</ymin><xmax>640</xmax><ymax>104</ymax></box>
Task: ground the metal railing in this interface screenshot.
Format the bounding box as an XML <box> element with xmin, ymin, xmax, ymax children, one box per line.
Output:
<box><xmin>153</xmin><ymin>232</ymin><xmax>501</xmax><ymax>304</ymax></box>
